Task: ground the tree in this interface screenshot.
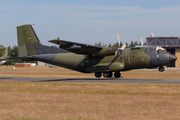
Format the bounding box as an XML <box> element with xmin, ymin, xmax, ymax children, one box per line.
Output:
<box><xmin>134</xmin><ymin>41</ymin><xmax>138</xmax><ymax>46</ymax></box>
<box><xmin>10</xmin><ymin>45</ymin><xmax>18</xmax><ymax>57</ymax></box>
<box><xmin>112</xmin><ymin>42</ymin><xmax>123</xmax><ymax>47</ymax></box>
<box><xmin>0</xmin><ymin>45</ymin><xmax>5</xmax><ymax>57</ymax></box>
<box><xmin>129</xmin><ymin>41</ymin><xmax>135</xmax><ymax>48</ymax></box>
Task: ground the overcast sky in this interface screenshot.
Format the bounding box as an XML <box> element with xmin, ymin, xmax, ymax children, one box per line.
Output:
<box><xmin>1</xmin><ymin>0</ymin><xmax>180</xmax><ymax>47</ymax></box>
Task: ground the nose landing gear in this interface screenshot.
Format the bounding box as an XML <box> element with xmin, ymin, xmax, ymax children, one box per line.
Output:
<box><xmin>158</xmin><ymin>66</ymin><xmax>165</xmax><ymax>72</ymax></box>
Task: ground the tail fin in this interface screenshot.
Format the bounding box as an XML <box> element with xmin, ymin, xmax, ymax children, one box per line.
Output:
<box><xmin>17</xmin><ymin>24</ymin><xmax>66</xmax><ymax>57</ymax></box>
<box><xmin>17</xmin><ymin>24</ymin><xmax>41</xmax><ymax>57</ymax></box>
<box><xmin>0</xmin><ymin>47</ymin><xmax>8</xmax><ymax>59</ymax></box>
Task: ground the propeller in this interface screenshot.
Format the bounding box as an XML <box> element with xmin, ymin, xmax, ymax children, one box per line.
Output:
<box><xmin>116</xmin><ymin>34</ymin><xmax>126</xmax><ymax>55</ymax></box>
<box><xmin>117</xmin><ymin>34</ymin><xmax>120</xmax><ymax>48</ymax></box>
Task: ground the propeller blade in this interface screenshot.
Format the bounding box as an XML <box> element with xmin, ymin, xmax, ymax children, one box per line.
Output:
<box><xmin>117</xmin><ymin>34</ymin><xmax>120</xmax><ymax>48</ymax></box>
<box><xmin>115</xmin><ymin>34</ymin><xmax>126</xmax><ymax>55</ymax></box>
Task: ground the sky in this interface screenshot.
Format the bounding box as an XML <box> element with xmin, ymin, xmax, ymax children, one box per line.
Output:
<box><xmin>1</xmin><ymin>0</ymin><xmax>180</xmax><ymax>47</ymax></box>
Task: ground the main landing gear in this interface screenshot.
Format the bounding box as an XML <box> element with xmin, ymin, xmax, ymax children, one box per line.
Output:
<box><xmin>95</xmin><ymin>72</ymin><xmax>102</xmax><ymax>78</ymax></box>
<box><xmin>103</xmin><ymin>72</ymin><xmax>112</xmax><ymax>78</ymax></box>
<box><xmin>95</xmin><ymin>71</ymin><xmax>121</xmax><ymax>78</ymax></box>
<box><xmin>158</xmin><ymin>66</ymin><xmax>165</xmax><ymax>72</ymax></box>
<box><xmin>114</xmin><ymin>71</ymin><xmax>121</xmax><ymax>78</ymax></box>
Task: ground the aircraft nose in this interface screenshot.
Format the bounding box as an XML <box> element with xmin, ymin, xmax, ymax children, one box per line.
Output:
<box><xmin>169</xmin><ymin>54</ymin><xmax>177</xmax><ymax>63</ymax></box>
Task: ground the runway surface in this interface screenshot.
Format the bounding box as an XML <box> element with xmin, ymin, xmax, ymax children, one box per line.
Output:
<box><xmin>0</xmin><ymin>77</ymin><xmax>180</xmax><ymax>84</ymax></box>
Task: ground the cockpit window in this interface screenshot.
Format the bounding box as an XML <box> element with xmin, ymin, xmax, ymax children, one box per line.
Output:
<box><xmin>157</xmin><ymin>50</ymin><xmax>160</xmax><ymax>53</ymax></box>
<box><xmin>162</xmin><ymin>50</ymin><xmax>166</xmax><ymax>53</ymax></box>
<box><xmin>156</xmin><ymin>46</ymin><xmax>167</xmax><ymax>53</ymax></box>
<box><xmin>156</xmin><ymin>49</ymin><xmax>167</xmax><ymax>53</ymax></box>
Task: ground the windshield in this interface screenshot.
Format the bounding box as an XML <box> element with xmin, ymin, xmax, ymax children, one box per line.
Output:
<box><xmin>156</xmin><ymin>46</ymin><xmax>166</xmax><ymax>53</ymax></box>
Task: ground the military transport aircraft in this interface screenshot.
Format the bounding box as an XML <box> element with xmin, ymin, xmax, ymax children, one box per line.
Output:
<box><xmin>5</xmin><ymin>24</ymin><xmax>177</xmax><ymax>78</ymax></box>
<box><xmin>0</xmin><ymin>47</ymin><xmax>8</xmax><ymax>65</ymax></box>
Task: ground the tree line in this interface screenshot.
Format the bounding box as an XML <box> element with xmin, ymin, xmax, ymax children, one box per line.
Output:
<box><xmin>95</xmin><ymin>41</ymin><xmax>146</xmax><ymax>47</ymax></box>
<box><xmin>0</xmin><ymin>46</ymin><xmax>36</xmax><ymax>65</ymax></box>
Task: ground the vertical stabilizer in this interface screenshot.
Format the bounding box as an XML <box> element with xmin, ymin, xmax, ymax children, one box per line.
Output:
<box><xmin>17</xmin><ymin>24</ymin><xmax>41</xmax><ymax>57</ymax></box>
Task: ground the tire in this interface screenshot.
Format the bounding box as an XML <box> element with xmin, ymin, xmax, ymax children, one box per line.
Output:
<box><xmin>95</xmin><ymin>72</ymin><xmax>102</xmax><ymax>78</ymax></box>
<box><xmin>158</xmin><ymin>66</ymin><xmax>164</xmax><ymax>72</ymax></box>
<box><xmin>114</xmin><ymin>72</ymin><xmax>121</xmax><ymax>78</ymax></box>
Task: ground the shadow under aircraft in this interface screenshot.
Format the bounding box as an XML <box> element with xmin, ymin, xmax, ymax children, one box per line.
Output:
<box><xmin>3</xmin><ymin>24</ymin><xmax>177</xmax><ymax>78</ymax></box>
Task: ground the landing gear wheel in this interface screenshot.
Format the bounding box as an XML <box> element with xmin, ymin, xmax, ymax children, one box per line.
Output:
<box><xmin>103</xmin><ymin>72</ymin><xmax>112</xmax><ymax>78</ymax></box>
<box><xmin>114</xmin><ymin>72</ymin><xmax>121</xmax><ymax>78</ymax></box>
<box><xmin>158</xmin><ymin>66</ymin><xmax>164</xmax><ymax>72</ymax></box>
<box><xmin>95</xmin><ymin>72</ymin><xmax>102</xmax><ymax>78</ymax></box>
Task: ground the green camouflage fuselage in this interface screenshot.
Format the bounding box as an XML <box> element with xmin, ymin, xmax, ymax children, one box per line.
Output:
<box><xmin>32</xmin><ymin>47</ymin><xmax>151</xmax><ymax>73</ymax></box>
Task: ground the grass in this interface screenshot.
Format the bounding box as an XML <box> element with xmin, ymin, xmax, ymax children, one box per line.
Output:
<box><xmin>0</xmin><ymin>66</ymin><xmax>180</xmax><ymax>119</ymax></box>
<box><xmin>0</xmin><ymin>82</ymin><xmax>180</xmax><ymax>119</ymax></box>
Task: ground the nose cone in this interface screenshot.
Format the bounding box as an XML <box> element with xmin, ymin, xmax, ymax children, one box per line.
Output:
<box><xmin>169</xmin><ymin>54</ymin><xmax>177</xmax><ymax>63</ymax></box>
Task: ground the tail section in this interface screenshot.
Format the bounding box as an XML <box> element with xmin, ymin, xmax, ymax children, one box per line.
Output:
<box><xmin>17</xmin><ymin>24</ymin><xmax>41</xmax><ymax>57</ymax></box>
<box><xmin>17</xmin><ymin>24</ymin><xmax>68</xmax><ymax>57</ymax></box>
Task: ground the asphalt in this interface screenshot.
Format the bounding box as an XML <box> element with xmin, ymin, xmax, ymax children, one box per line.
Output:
<box><xmin>0</xmin><ymin>77</ymin><xmax>180</xmax><ymax>84</ymax></box>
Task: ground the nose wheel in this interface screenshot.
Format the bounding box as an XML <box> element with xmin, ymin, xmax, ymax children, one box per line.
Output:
<box><xmin>158</xmin><ymin>66</ymin><xmax>165</xmax><ymax>72</ymax></box>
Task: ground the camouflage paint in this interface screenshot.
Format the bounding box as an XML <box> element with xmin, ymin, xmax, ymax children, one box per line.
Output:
<box><xmin>16</xmin><ymin>24</ymin><xmax>177</xmax><ymax>75</ymax></box>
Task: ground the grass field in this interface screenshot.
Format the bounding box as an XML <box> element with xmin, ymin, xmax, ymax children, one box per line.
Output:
<box><xmin>0</xmin><ymin>82</ymin><xmax>180</xmax><ymax>120</ymax></box>
<box><xmin>0</xmin><ymin>66</ymin><xmax>180</xmax><ymax>119</ymax></box>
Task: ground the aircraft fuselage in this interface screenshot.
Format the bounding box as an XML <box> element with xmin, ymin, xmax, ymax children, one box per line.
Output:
<box><xmin>33</xmin><ymin>46</ymin><xmax>176</xmax><ymax>74</ymax></box>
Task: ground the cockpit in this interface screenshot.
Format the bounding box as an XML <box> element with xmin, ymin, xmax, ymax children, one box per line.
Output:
<box><xmin>156</xmin><ymin>46</ymin><xmax>167</xmax><ymax>54</ymax></box>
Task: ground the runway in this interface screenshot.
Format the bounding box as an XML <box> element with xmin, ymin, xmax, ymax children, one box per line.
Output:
<box><xmin>0</xmin><ymin>77</ymin><xmax>180</xmax><ymax>84</ymax></box>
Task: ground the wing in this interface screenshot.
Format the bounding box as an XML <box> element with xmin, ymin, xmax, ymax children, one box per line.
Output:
<box><xmin>49</xmin><ymin>39</ymin><xmax>103</xmax><ymax>55</ymax></box>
